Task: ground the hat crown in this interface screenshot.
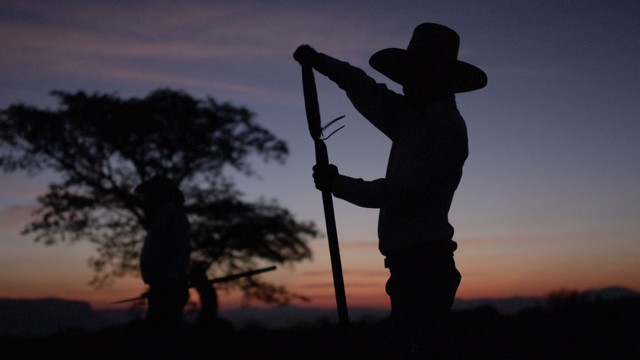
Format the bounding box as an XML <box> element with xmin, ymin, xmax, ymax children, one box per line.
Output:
<box><xmin>369</xmin><ymin>22</ymin><xmax>487</xmax><ymax>92</ymax></box>
<box><xmin>136</xmin><ymin>175</ymin><xmax>185</xmax><ymax>206</ymax></box>
<box><xmin>407</xmin><ymin>23</ymin><xmax>460</xmax><ymax>61</ymax></box>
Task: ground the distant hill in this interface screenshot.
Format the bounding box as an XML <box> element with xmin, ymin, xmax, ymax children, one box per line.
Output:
<box><xmin>0</xmin><ymin>298</ymin><xmax>106</xmax><ymax>337</ymax></box>
<box><xmin>453</xmin><ymin>286</ymin><xmax>640</xmax><ymax>314</ymax></box>
<box><xmin>1</xmin><ymin>286</ymin><xmax>638</xmax><ymax>336</ymax></box>
<box><xmin>453</xmin><ymin>296</ymin><xmax>545</xmax><ymax>314</ymax></box>
<box><xmin>582</xmin><ymin>286</ymin><xmax>640</xmax><ymax>300</ymax></box>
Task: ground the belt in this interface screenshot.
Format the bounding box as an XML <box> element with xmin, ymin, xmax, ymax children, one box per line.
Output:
<box><xmin>383</xmin><ymin>240</ymin><xmax>458</xmax><ymax>269</ymax></box>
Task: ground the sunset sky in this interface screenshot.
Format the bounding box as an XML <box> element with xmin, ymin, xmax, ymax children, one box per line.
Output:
<box><xmin>1</xmin><ymin>1</ymin><xmax>639</xmax><ymax>312</ymax></box>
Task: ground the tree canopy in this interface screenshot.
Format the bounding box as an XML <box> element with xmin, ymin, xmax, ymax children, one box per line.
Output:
<box><xmin>0</xmin><ymin>89</ymin><xmax>316</xmax><ymax>303</ymax></box>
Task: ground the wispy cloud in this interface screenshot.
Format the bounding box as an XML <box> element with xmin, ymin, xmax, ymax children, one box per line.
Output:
<box><xmin>339</xmin><ymin>241</ymin><xmax>378</xmax><ymax>250</ymax></box>
<box><xmin>3</xmin><ymin>1</ymin><xmax>359</xmax><ymax>103</ymax></box>
<box><xmin>298</xmin><ymin>282</ymin><xmax>333</xmax><ymax>290</ymax></box>
<box><xmin>0</xmin><ymin>1</ymin><xmax>385</xmax><ymax>63</ymax></box>
<box><xmin>299</xmin><ymin>269</ymin><xmax>332</xmax><ymax>277</ymax></box>
<box><xmin>0</xmin><ymin>205</ymin><xmax>34</xmax><ymax>229</ymax></box>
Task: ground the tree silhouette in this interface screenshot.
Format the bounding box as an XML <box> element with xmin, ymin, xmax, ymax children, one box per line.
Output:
<box><xmin>0</xmin><ymin>89</ymin><xmax>316</xmax><ymax>304</ymax></box>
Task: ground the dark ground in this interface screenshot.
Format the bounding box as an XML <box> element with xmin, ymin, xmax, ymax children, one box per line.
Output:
<box><xmin>2</xmin><ymin>296</ymin><xmax>638</xmax><ymax>359</ymax></box>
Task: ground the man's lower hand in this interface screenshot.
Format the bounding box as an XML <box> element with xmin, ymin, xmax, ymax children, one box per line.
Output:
<box><xmin>312</xmin><ymin>164</ymin><xmax>338</xmax><ymax>192</ymax></box>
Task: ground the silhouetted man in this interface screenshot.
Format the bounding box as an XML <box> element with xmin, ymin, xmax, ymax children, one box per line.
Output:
<box><xmin>136</xmin><ymin>175</ymin><xmax>191</xmax><ymax>359</ymax></box>
<box><xmin>294</xmin><ymin>23</ymin><xmax>486</xmax><ymax>359</ymax></box>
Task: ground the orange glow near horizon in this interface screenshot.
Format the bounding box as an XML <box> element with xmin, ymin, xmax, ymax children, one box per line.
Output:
<box><xmin>1</xmin><ymin>232</ymin><xmax>638</xmax><ymax>312</ymax></box>
<box><xmin>2</xmin><ymin>237</ymin><xmax>638</xmax><ymax>311</ymax></box>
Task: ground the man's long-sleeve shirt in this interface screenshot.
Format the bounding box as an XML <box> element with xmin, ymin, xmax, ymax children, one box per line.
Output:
<box><xmin>314</xmin><ymin>54</ymin><xmax>468</xmax><ymax>256</ymax></box>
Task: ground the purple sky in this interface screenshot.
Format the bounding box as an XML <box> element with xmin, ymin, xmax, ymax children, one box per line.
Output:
<box><xmin>1</xmin><ymin>0</ymin><xmax>638</xmax><ymax>308</ymax></box>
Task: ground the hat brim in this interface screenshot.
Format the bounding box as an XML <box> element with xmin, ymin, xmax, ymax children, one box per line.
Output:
<box><xmin>370</xmin><ymin>48</ymin><xmax>487</xmax><ymax>93</ymax></box>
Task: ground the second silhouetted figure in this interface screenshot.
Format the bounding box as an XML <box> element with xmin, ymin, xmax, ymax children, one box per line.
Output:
<box><xmin>136</xmin><ymin>175</ymin><xmax>191</xmax><ymax>359</ymax></box>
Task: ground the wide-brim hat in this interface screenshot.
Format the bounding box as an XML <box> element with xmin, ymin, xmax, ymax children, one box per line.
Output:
<box><xmin>369</xmin><ymin>23</ymin><xmax>487</xmax><ymax>93</ymax></box>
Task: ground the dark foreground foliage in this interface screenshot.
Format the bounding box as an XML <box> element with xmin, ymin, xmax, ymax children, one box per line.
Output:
<box><xmin>2</xmin><ymin>297</ymin><xmax>638</xmax><ymax>359</ymax></box>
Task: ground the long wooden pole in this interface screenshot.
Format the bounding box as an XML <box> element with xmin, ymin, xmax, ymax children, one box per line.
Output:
<box><xmin>111</xmin><ymin>266</ymin><xmax>277</xmax><ymax>304</ymax></box>
<box><xmin>301</xmin><ymin>65</ymin><xmax>349</xmax><ymax>328</ymax></box>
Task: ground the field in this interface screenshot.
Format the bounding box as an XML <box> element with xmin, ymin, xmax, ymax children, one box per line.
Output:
<box><xmin>2</xmin><ymin>296</ymin><xmax>638</xmax><ymax>359</ymax></box>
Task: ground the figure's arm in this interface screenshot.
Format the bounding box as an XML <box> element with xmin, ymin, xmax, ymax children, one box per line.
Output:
<box><xmin>332</xmin><ymin>168</ymin><xmax>459</xmax><ymax>210</ymax></box>
<box><xmin>332</xmin><ymin>175</ymin><xmax>390</xmax><ymax>208</ymax></box>
<box><xmin>312</xmin><ymin>163</ymin><xmax>389</xmax><ymax>208</ymax></box>
<box><xmin>294</xmin><ymin>45</ymin><xmax>408</xmax><ymax>139</ymax></box>
<box><xmin>313</xmin><ymin>164</ymin><xmax>404</xmax><ymax>209</ymax></box>
<box><xmin>315</xmin><ymin>140</ymin><xmax>466</xmax><ymax>210</ymax></box>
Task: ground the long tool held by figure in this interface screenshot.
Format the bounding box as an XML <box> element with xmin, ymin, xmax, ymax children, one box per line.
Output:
<box><xmin>111</xmin><ymin>266</ymin><xmax>277</xmax><ymax>304</ymax></box>
<box><xmin>301</xmin><ymin>65</ymin><xmax>349</xmax><ymax>327</ymax></box>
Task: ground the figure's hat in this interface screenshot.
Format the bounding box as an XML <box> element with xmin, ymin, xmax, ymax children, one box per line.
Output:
<box><xmin>135</xmin><ymin>175</ymin><xmax>184</xmax><ymax>206</ymax></box>
<box><xmin>369</xmin><ymin>23</ymin><xmax>487</xmax><ymax>93</ymax></box>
